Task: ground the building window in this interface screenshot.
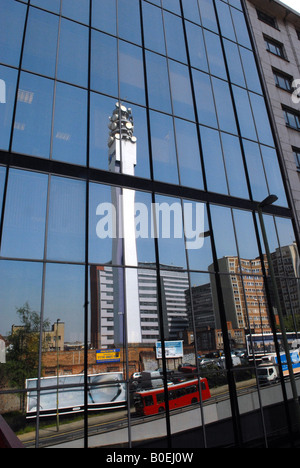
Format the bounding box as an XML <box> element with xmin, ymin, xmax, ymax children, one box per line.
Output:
<box><xmin>273</xmin><ymin>69</ymin><xmax>293</xmax><ymax>92</ymax></box>
<box><xmin>296</xmin><ymin>30</ymin><xmax>300</xmax><ymax>40</ymax></box>
<box><xmin>264</xmin><ymin>36</ymin><xmax>286</xmax><ymax>59</ymax></box>
<box><xmin>292</xmin><ymin>147</ymin><xmax>300</xmax><ymax>170</ymax></box>
<box><xmin>257</xmin><ymin>10</ymin><xmax>277</xmax><ymax>29</ymax></box>
<box><xmin>283</xmin><ymin>107</ymin><xmax>300</xmax><ymax>130</ymax></box>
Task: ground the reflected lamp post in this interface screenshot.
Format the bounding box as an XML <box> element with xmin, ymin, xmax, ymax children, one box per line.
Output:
<box><xmin>257</xmin><ymin>195</ymin><xmax>300</xmax><ymax>433</ymax></box>
<box><xmin>56</xmin><ymin>318</ymin><xmax>60</xmax><ymax>432</ymax></box>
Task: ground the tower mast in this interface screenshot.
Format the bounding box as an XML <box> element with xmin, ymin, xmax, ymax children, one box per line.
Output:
<box><xmin>108</xmin><ymin>103</ymin><xmax>142</xmax><ymax>345</ymax></box>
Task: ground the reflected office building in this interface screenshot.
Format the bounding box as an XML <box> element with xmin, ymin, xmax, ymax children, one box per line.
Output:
<box><xmin>0</xmin><ymin>0</ymin><xmax>300</xmax><ymax>449</ymax></box>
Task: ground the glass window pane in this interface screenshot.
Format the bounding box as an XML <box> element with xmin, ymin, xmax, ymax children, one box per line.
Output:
<box><xmin>0</xmin><ymin>65</ymin><xmax>18</xmax><ymax>151</ymax></box>
<box><xmin>91</xmin><ymin>184</ymin><xmax>156</xmax><ymax>267</ymax></box>
<box><xmin>200</xmin><ymin>126</ymin><xmax>228</xmax><ymax>194</ymax></box>
<box><xmin>185</xmin><ymin>22</ymin><xmax>208</xmax><ymax>72</ymax></box>
<box><xmin>212</xmin><ymin>77</ymin><xmax>237</xmax><ymax>134</ymax></box>
<box><xmin>260</xmin><ymin>146</ymin><xmax>288</xmax><ymax>207</ymax></box>
<box><xmin>22</xmin><ymin>8</ymin><xmax>59</xmax><ymax>78</ymax></box>
<box><xmin>1</xmin><ymin>169</ymin><xmax>48</xmax><ymax>259</ymax></box>
<box><xmin>256</xmin><ymin>212</ymin><xmax>279</xmax><ymax>255</ymax></box>
<box><xmin>232</xmin><ymin>86</ymin><xmax>257</xmax><ymax>141</ymax></box>
<box><xmin>146</xmin><ymin>51</ymin><xmax>171</xmax><ymax>113</ymax></box>
<box><xmin>0</xmin><ymin>260</ymin><xmax>43</xmax><ymax>395</ymax></box>
<box><xmin>89</xmin><ymin>93</ymin><xmax>116</xmax><ymax>170</ymax></box>
<box><xmin>92</xmin><ymin>0</ymin><xmax>116</xmax><ymax>35</ymax></box>
<box><xmin>47</xmin><ymin>176</ymin><xmax>86</xmax><ymax>262</ymax></box>
<box><xmin>118</xmin><ymin>0</ymin><xmax>141</xmax><ymax>45</ymax></box>
<box><xmin>215</xmin><ymin>0</ymin><xmax>235</xmax><ymax>41</ymax></box>
<box><xmin>193</xmin><ymin>70</ymin><xmax>217</xmax><ymax>128</ymax></box>
<box><xmin>154</xmin><ymin>194</ymin><xmax>187</xmax><ymax>268</ymax></box>
<box><xmin>0</xmin><ymin>0</ymin><xmax>26</xmax><ymax>67</ymax></box>
<box><xmin>91</xmin><ymin>31</ymin><xmax>118</xmax><ymax>97</ymax></box>
<box><xmin>183</xmin><ymin>202</ymin><xmax>213</xmax><ymax>271</ymax></box>
<box><xmin>89</xmin><ymin>182</ymin><xmax>114</xmax><ymax>264</ymax></box>
<box><xmin>57</xmin><ymin>19</ymin><xmax>89</xmax><ymax>88</ymax></box>
<box><xmin>240</xmin><ymin>47</ymin><xmax>262</xmax><ymax>93</ymax></box>
<box><xmin>275</xmin><ymin>217</ymin><xmax>298</xmax><ymax>254</ymax></box>
<box><xmin>249</xmin><ymin>93</ymin><xmax>274</xmax><ymax>147</ymax></box>
<box><xmin>91</xmin><ymin>265</ymin><xmax>142</xmax><ymax>350</ymax></box>
<box><xmin>150</xmin><ymin>111</ymin><xmax>179</xmax><ymax>184</ymax></box>
<box><xmin>12</xmin><ymin>72</ymin><xmax>54</xmax><ymax>158</ymax></box>
<box><xmin>52</xmin><ymin>82</ymin><xmax>87</xmax><ymax>165</ymax></box>
<box><xmin>119</xmin><ymin>41</ymin><xmax>145</xmax><ymax>106</ymax></box>
<box><xmin>230</xmin><ymin>0</ymin><xmax>242</xmax><ymax>9</ymax></box>
<box><xmin>135</xmin><ymin>191</ymin><xmax>156</xmax><ymax>264</ymax></box>
<box><xmin>189</xmin><ymin>271</ymin><xmax>217</xmax><ymax>330</ymax></box>
<box><xmin>182</xmin><ymin>0</ymin><xmax>201</xmax><ymax>24</ymax></box>
<box><xmin>142</xmin><ymin>2</ymin><xmax>165</xmax><ymax>55</ymax></box>
<box><xmin>122</xmin><ymin>102</ymin><xmax>151</xmax><ymax>179</ymax></box>
<box><xmin>169</xmin><ymin>60</ymin><xmax>194</xmax><ymax>120</ymax></box>
<box><xmin>164</xmin><ymin>11</ymin><xmax>187</xmax><ymax>63</ymax></box>
<box><xmin>31</xmin><ymin>0</ymin><xmax>60</xmax><ymax>13</ymax></box>
<box><xmin>233</xmin><ymin>209</ymin><xmax>260</xmax><ymax>260</ymax></box>
<box><xmin>210</xmin><ymin>205</ymin><xmax>238</xmax><ymax>270</ymax></box>
<box><xmin>231</xmin><ymin>7</ymin><xmax>252</xmax><ymax>49</ymax></box>
<box><xmin>163</xmin><ymin>0</ymin><xmax>181</xmax><ymax>14</ymax></box>
<box><xmin>221</xmin><ymin>132</ymin><xmax>249</xmax><ymax>199</ymax></box>
<box><xmin>137</xmin><ymin>267</ymin><xmax>160</xmax><ymax>344</ymax></box>
<box><xmin>224</xmin><ymin>39</ymin><xmax>246</xmax><ymax>87</ymax></box>
<box><xmin>204</xmin><ymin>30</ymin><xmax>227</xmax><ymax>79</ymax></box>
<box><xmin>62</xmin><ymin>0</ymin><xmax>90</xmax><ymax>25</ymax></box>
<box><xmin>243</xmin><ymin>140</ymin><xmax>269</xmax><ymax>202</ymax></box>
<box><xmin>92</xmin><ymin>98</ymin><xmax>149</xmax><ymax>176</ymax></box>
<box><xmin>44</xmin><ymin>263</ymin><xmax>85</xmax><ymax>344</ymax></box>
<box><xmin>198</xmin><ymin>0</ymin><xmax>218</xmax><ymax>32</ymax></box>
<box><xmin>159</xmin><ymin>266</ymin><xmax>189</xmax><ymax>342</ymax></box>
<box><xmin>174</xmin><ymin>118</ymin><xmax>203</xmax><ymax>190</ymax></box>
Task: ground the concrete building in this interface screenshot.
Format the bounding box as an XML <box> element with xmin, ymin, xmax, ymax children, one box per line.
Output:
<box><xmin>245</xmin><ymin>0</ymin><xmax>300</xmax><ymax>231</ymax></box>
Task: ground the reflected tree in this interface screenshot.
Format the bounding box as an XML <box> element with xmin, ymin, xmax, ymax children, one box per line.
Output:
<box><xmin>283</xmin><ymin>313</ymin><xmax>300</xmax><ymax>332</ymax></box>
<box><xmin>5</xmin><ymin>303</ymin><xmax>50</xmax><ymax>410</ymax></box>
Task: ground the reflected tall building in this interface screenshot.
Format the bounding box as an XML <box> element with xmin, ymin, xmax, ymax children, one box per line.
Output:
<box><xmin>272</xmin><ymin>242</ymin><xmax>300</xmax><ymax>318</ymax></box>
<box><xmin>209</xmin><ymin>255</ymin><xmax>272</xmax><ymax>335</ymax></box>
<box><xmin>90</xmin><ymin>263</ymin><xmax>189</xmax><ymax>349</ymax></box>
<box><xmin>107</xmin><ymin>103</ymin><xmax>142</xmax><ymax>345</ymax></box>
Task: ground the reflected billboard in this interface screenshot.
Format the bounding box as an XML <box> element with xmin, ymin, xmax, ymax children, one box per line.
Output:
<box><xmin>26</xmin><ymin>372</ymin><xmax>126</xmax><ymax>418</ymax></box>
<box><xmin>156</xmin><ymin>340</ymin><xmax>183</xmax><ymax>359</ymax></box>
<box><xmin>246</xmin><ymin>332</ymin><xmax>300</xmax><ymax>357</ymax></box>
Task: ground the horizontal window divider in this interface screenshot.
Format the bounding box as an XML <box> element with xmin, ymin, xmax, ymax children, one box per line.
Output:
<box><xmin>0</xmin><ymin>255</ymin><xmax>85</xmax><ymax>266</ymax></box>
<box><xmin>0</xmin><ymin>149</ymin><xmax>292</xmax><ymax>217</ymax></box>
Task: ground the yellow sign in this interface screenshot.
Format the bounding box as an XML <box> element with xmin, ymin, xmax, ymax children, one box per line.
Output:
<box><xmin>96</xmin><ymin>349</ymin><xmax>120</xmax><ymax>363</ymax></box>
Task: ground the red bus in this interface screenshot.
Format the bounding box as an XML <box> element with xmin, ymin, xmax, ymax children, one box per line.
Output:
<box><xmin>133</xmin><ymin>378</ymin><xmax>210</xmax><ymax>416</ymax></box>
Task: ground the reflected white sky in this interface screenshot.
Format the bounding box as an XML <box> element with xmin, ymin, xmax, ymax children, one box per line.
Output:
<box><xmin>280</xmin><ymin>0</ymin><xmax>300</xmax><ymax>13</ymax></box>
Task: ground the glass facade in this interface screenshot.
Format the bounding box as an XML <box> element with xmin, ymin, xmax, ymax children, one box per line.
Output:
<box><xmin>0</xmin><ymin>0</ymin><xmax>299</xmax><ymax>449</ymax></box>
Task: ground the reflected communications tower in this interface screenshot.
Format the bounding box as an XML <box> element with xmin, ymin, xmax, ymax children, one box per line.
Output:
<box><xmin>108</xmin><ymin>103</ymin><xmax>142</xmax><ymax>345</ymax></box>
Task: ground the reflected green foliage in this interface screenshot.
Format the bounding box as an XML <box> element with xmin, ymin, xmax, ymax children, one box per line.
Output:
<box><xmin>5</xmin><ymin>303</ymin><xmax>50</xmax><ymax>394</ymax></box>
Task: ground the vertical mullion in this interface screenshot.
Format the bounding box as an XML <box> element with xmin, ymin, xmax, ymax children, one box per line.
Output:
<box><xmin>83</xmin><ymin>0</ymin><xmax>92</xmax><ymax>449</ymax></box>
